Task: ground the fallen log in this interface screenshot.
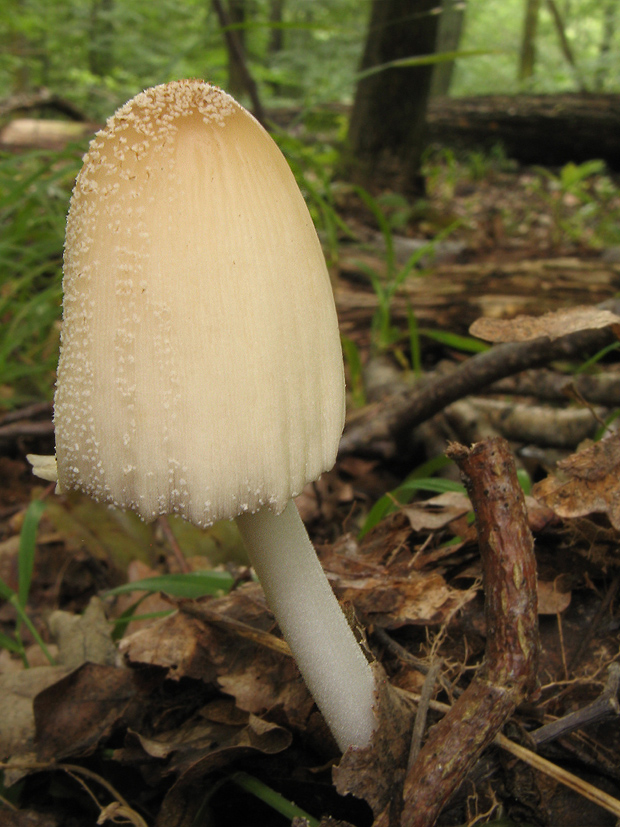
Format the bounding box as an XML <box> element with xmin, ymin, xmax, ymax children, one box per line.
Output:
<box><xmin>336</xmin><ymin>254</ymin><xmax>620</xmax><ymax>341</ymax></box>
<box><xmin>427</xmin><ymin>93</ymin><xmax>620</xmax><ymax>170</ymax></box>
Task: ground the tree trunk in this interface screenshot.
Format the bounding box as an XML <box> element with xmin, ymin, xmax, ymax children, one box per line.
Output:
<box><xmin>345</xmin><ymin>0</ymin><xmax>440</xmax><ymax>195</ymax></box>
<box><xmin>595</xmin><ymin>0</ymin><xmax>616</xmax><ymax>91</ymax></box>
<box><xmin>545</xmin><ymin>0</ymin><xmax>586</xmax><ymax>91</ymax></box>
<box><xmin>426</xmin><ymin>93</ymin><xmax>620</xmax><ymax>169</ymax></box>
<box><xmin>430</xmin><ymin>0</ymin><xmax>466</xmax><ymax>98</ymax></box>
<box><xmin>225</xmin><ymin>0</ymin><xmax>247</xmax><ymax>97</ymax></box>
<box><xmin>268</xmin><ymin>0</ymin><xmax>285</xmax><ymax>55</ymax></box>
<box><xmin>88</xmin><ymin>0</ymin><xmax>114</xmax><ymax>78</ymax></box>
<box><xmin>518</xmin><ymin>0</ymin><xmax>541</xmax><ymax>81</ymax></box>
<box><xmin>211</xmin><ymin>0</ymin><xmax>265</xmax><ymax>122</ymax></box>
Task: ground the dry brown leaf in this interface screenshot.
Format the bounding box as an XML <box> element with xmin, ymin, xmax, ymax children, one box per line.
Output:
<box><xmin>48</xmin><ymin>596</ymin><xmax>117</xmax><ymax>669</ymax></box>
<box><xmin>537</xmin><ymin>581</ymin><xmax>572</xmax><ymax>614</ymax></box>
<box><xmin>335</xmin><ymin>570</ymin><xmax>471</xmax><ymax>629</ymax></box>
<box><xmin>470</xmin><ymin>305</ymin><xmax>620</xmax><ymax>343</ymax></box>
<box><xmin>34</xmin><ymin>662</ymin><xmax>150</xmax><ymax>761</ymax></box>
<box><xmin>322</xmin><ymin>529</ymin><xmax>475</xmax><ymax>629</ymax></box>
<box><xmin>0</xmin><ymin>666</ymin><xmax>71</xmax><ymax>784</ymax></box>
<box><xmin>402</xmin><ymin>491</ymin><xmax>471</xmax><ymax>532</ymax></box>
<box><xmin>119</xmin><ymin>609</ymin><xmax>219</xmax><ymax>683</ymax></box>
<box><xmin>152</xmin><ymin>703</ymin><xmax>293</xmax><ymax>827</ymax></box>
<box><xmin>533</xmin><ymin>433</ymin><xmax>620</xmax><ymax>531</ymax></box>
<box><xmin>121</xmin><ymin>587</ymin><xmax>315</xmax><ymax>734</ymax></box>
<box><xmin>118</xmin><ymin>698</ymin><xmax>291</xmax><ymax>779</ymax></box>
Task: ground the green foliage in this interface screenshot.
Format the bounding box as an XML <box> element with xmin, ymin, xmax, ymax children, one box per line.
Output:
<box><xmin>453</xmin><ymin>0</ymin><xmax>620</xmax><ymax>94</ymax></box>
<box><xmin>0</xmin><ymin>0</ymin><xmax>367</xmax><ymax>120</ymax></box>
<box><xmin>230</xmin><ymin>771</ymin><xmax>320</xmax><ymax>827</ymax></box>
<box><xmin>354</xmin><ymin>187</ymin><xmax>458</xmax><ymax>356</ymax></box>
<box><xmin>530</xmin><ymin>159</ymin><xmax>620</xmax><ymax>247</ymax></box>
<box><xmin>419</xmin><ymin>328</ymin><xmax>490</xmax><ymax>354</ymax></box>
<box><xmin>341</xmin><ymin>335</ymin><xmax>367</xmax><ymax>408</ymax></box>
<box><xmin>105</xmin><ymin>570</ymin><xmax>235</xmax><ymax>599</ymax></box>
<box><xmin>0</xmin><ymin>146</ymin><xmax>82</xmax><ymax>408</ymax></box>
<box><xmin>0</xmin><ymin>499</ymin><xmax>56</xmax><ymax>666</ymax></box>
<box><xmin>274</xmin><ymin>129</ymin><xmax>349</xmax><ymax>261</ymax></box>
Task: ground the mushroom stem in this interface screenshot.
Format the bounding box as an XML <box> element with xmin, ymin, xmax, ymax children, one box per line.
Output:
<box><xmin>236</xmin><ymin>499</ymin><xmax>376</xmax><ymax>751</ymax></box>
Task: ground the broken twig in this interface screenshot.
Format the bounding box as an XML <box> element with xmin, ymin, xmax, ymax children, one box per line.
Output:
<box><xmin>400</xmin><ymin>437</ymin><xmax>540</xmax><ymax>827</ymax></box>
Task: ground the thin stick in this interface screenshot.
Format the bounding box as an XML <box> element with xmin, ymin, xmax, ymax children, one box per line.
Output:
<box><xmin>497</xmin><ymin>734</ymin><xmax>620</xmax><ymax>817</ymax></box>
<box><xmin>407</xmin><ymin>660</ymin><xmax>442</xmax><ymax>770</ymax></box>
<box><xmin>532</xmin><ymin>662</ymin><xmax>620</xmax><ymax>746</ymax></box>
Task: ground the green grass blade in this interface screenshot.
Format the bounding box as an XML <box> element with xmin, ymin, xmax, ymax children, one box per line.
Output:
<box><xmin>419</xmin><ymin>328</ymin><xmax>490</xmax><ymax>354</ymax></box>
<box><xmin>407</xmin><ymin>304</ymin><xmax>422</xmax><ymax>375</ymax></box>
<box><xmin>0</xmin><ymin>578</ymin><xmax>15</xmax><ymax>602</ymax></box>
<box><xmin>18</xmin><ymin>499</ymin><xmax>47</xmax><ymax>608</ymax></box>
<box><xmin>572</xmin><ymin>342</ymin><xmax>620</xmax><ymax>374</ymax></box>
<box><xmin>354</xmin><ymin>186</ymin><xmax>396</xmax><ymax>277</ymax></box>
<box><xmin>341</xmin><ymin>335</ymin><xmax>367</xmax><ymax>407</ymax></box>
<box><xmin>230</xmin><ymin>772</ymin><xmax>320</xmax><ymax>827</ymax></box>
<box><xmin>360</xmin><ymin>456</ymin><xmax>462</xmax><ymax>538</ymax></box>
<box><xmin>356</xmin><ymin>49</ymin><xmax>501</xmax><ymax>80</ymax></box>
<box><xmin>105</xmin><ymin>570</ymin><xmax>234</xmax><ymax>599</ymax></box>
<box><xmin>9</xmin><ymin>595</ymin><xmax>56</xmax><ymax>665</ymax></box>
<box><xmin>0</xmin><ymin>629</ymin><xmax>23</xmax><ymax>654</ymax></box>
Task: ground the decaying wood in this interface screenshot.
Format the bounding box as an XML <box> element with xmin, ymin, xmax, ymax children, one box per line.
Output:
<box><xmin>339</xmin><ymin>324</ymin><xmax>619</xmax><ymax>458</ymax></box>
<box><xmin>451</xmin><ymin>397</ymin><xmax>605</xmax><ymax>448</ymax></box>
<box><xmin>0</xmin><ymin>89</ymin><xmax>87</xmax><ymax>120</ymax></box>
<box><xmin>426</xmin><ymin>93</ymin><xmax>620</xmax><ymax>169</ymax></box>
<box><xmin>487</xmin><ymin>368</ymin><xmax>620</xmax><ymax>406</ymax></box>
<box><xmin>400</xmin><ymin>438</ymin><xmax>539</xmax><ymax>827</ymax></box>
<box><xmin>0</xmin><ymin>118</ymin><xmax>95</xmax><ymax>150</ymax></box>
<box><xmin>336</xmin><ymin>256</ymin><xmax>620</xmax><ymax>339</ymax></box>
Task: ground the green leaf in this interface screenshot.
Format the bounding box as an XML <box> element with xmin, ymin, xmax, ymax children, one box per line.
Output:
<box><xmin>357</xmin><ymin>49</ymin><xmax>501</xmax><ymax>80</ymax></box>
<box><xmin>360</xmin><ymin>457</ymin><xmax>464</xmax><ymax>538</ymax></box>
<box><xmin>0</xmin><ymin>578</ymin><xmax>15</xmax><ymax>602</ymax></box>
<box><xmin>230</xmin><ymin>772</ymin><xmax>320</xmax><ymax>827</ymax></box>
<box><xmin>341</xmin><ymin>335</ymin><xmax>367</xmax><ymax>408</ymax></box>
<box><xmin>18</xmin><ymin>499</ymin><xmax>46</xmax><ymax>608</ymax></box>
<box><xmin>419</xmin><ymin>328</ymin><xmax>490</xmax><ymax>354</ymax></box>
<box><xmin>105</xmin><ymin>570</ymin><xmax>234</xmax><ymax>599</ymax></box>
<box><xmin>0</xmin><ymin>629</ymin><xmax>22</xmax><ymax>654</ymax></box>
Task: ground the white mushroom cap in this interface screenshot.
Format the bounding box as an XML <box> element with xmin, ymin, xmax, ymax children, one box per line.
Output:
<box><xmin>55</xmin><ymin>79</ymin><xmax>345</xmax><ymax>527</ymax></box>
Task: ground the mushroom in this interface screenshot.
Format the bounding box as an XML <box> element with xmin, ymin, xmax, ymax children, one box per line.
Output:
<box><xmin>29</xmin><ymin>80</ymin><xmax>376</xmax><ymax>751</ymax></box>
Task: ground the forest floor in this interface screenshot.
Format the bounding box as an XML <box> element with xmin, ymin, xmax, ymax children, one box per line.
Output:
<box><xmin>2</xmin><ymin>149</ymin><xmax>620</xmax><ymax>827</ymax></box>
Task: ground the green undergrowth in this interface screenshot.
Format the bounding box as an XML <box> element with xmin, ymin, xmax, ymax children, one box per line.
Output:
<box><xmin>0</xmin><ymin>498</ymin><xmax>56</xmax><ymax>666</ymax></box>
<box><xmin>0</xmin><ymin>144</ymin><xmax>84</xmax><ymax>409</ymax></box>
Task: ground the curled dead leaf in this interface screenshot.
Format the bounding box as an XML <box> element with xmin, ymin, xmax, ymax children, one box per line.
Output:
<box><xmin>470</xmin><ymin>305</ymin><xmax>620</xmax><ymax>343</ymax></box>
<box><xmin>402</xmin><ymin>491</ymin><xmax>471</xmax><ymax>532</ymax></box>
<box><xmin>537</xmin><ymin>580</ymin><xmax>572</xmax><ymax>615</ymax></box>
<box><xmin>533</xmin><ymin>433</ymin><xmax>620</xmax><ymax>532</ymax></box>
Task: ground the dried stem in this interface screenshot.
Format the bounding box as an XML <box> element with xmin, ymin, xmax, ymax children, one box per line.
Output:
<box><xmin>401</xmin><ymin>437</ymin><xmax>540</xmax><ymax>827</ymax></box>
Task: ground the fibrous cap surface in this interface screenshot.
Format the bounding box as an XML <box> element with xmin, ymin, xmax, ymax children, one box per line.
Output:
<box><xmin>55</xmin><ymin>79</ymin><xmax>345</xmax><ymax>526</ymax></box>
